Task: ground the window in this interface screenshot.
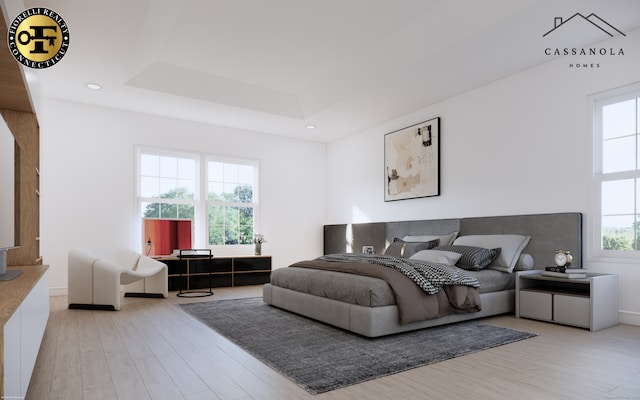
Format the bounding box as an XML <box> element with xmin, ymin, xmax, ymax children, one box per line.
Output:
<box><xmin>207</xmin><ymin>159</ymin><xmax>258</xmax><ymax>245</ymax></box>
<box><xmin>139</xmin><ymin>150</ymin><xmax>197</xmax><ymax>220</ymax></box>
<box><xmin>593</xmin><ymin>85</ymin><xmax>640</xmax><ymax>256</ymax></box>
<box><xmin>137</xmin><ymin>147</ymin><xmax>259</xmax><ymax>249</ymax></box>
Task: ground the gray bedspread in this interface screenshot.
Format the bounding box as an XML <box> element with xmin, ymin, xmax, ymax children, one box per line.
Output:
<box><xmin>270</xmin><ymin>266</ymin><xmax>513</xmax><ymax>307</ymax></box>
<box><xmin>283</xmin><ymin>258</ymin><xmax>482</xmax><ymax>324</ymax></box>
<box><xmin>318</xmin><ymin>253</ymin><xmax>479</xmax><ymax>294</ymax></box>
<box><xmin>270</xmin><ymin>267</ymin><xmax>396</xmax><ymax>307</ymax></box>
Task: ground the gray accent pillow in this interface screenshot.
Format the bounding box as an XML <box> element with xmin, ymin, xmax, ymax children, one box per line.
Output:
<box><xmin>452</xmin><ymin>234</ymin><xmax>531</xmax><ymax>273</ymax></box>
<box><xmin>402</xmin><ymin>232</ymin><xmax>459</xmax><ymax>246</ymax></box>
<box><xmin>434</xmin><ymin>245</ymin><xmax>501</xmax><ymax>271</ymax></box>
<box><xmin>409</xmin><ymin>249</ymin><xmax>463</xmax><ymax>265</ymax></box>
<box><xmin>384</xmin><ymin>238</ymin><xmax>439</xmax><ymax>258</ymax></box>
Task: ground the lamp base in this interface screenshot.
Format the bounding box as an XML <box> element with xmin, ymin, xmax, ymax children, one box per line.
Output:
<box><xmin>0</xmin><ymin>269</ymin><xmax>23</xmax><ymax>281</ymax></box>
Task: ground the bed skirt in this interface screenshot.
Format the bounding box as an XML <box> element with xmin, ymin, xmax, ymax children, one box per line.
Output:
<box><xmin>263</xmin><ymin>283</ymin><xmax>515</xmax><ymax>337</ymax></box>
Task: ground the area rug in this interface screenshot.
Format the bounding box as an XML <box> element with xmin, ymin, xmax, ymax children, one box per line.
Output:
<box><xmin>180</xmin><ymin>297</ymin><xmax>535</xmax><ymax>394</ymax></box>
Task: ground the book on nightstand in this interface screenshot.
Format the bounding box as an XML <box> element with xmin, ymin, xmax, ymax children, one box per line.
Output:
<box><xmin>542</xmin><ymin>270</ymin><xmax>587</xmax><ymax>279</ymax></box>
<box><xmin>545</xmin><ymin>266</ymin><xmax>585</xmax><ymax>273</ymax></box>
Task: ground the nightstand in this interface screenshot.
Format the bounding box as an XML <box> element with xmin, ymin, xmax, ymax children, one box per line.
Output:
<box><xmin>515</xmin><ymin>270</ymin><xmax>618</xmax><ymax>331</ymax></box>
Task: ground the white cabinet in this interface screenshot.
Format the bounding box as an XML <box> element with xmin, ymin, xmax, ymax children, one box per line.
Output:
<box><xmin>4</xmin><ymin>308</ymin><xmax>20</xmax><ymax>397</ymax></box>
<box><xmin>3</xmin><ymin>267</ymin><xmax>49</xmax><ymax>398</ymax></box>
<box><xmin>516</xmin><ymin>271</ymin><xmax>618</xmax><ymax>331</ymax></box>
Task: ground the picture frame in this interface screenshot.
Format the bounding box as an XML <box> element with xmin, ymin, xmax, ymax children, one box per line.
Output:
<box><xmin>384</xmin><ymin>117</ymin><xmax>440</xmax><ymax>201</ymax></box>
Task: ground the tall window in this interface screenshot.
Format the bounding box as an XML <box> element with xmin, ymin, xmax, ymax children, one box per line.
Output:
<box><xmin>594</xmin><ymin>86</ymin><xmax>640</xmax><ymax>255</ymax></box>
<box><xmin>207</xmin><ymin>159</ymin><xmax>258</xmax><ymax>245</ymax></box>
<box><xmin>137</xmin><ymin>147</ymin><xmax>259</xmax><ymax>249</ymax></box>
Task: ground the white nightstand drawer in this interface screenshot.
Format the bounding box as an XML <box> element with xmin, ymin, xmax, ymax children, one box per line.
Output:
<box><xmin>519</xmin><ymin>290</ymin><xmax>552</xmax><ymax>321</ymax></box>
<box><xmin>554</xmin><ymin>294</ymin><xmax>590</xmax><ymax>328</ymax></box>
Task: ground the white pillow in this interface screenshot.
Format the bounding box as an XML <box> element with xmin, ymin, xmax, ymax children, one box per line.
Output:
<box><xmin>403</xmin><ymin>231</ymin><xmax>459</xmax><ymax>246</ymax></box>
<box><xmin>409</xmin><ymin>249</ymin><xmax>463</xmax><ymax>265</ymax></box>
<box><xmin>452</xmin><ymin>234</ymin><xmax>531</xmax><ymax>273</ymax></box>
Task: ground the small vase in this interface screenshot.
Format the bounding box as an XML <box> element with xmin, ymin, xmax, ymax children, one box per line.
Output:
<box><xmin>254</xmin><ymin>243</ymin><xmax>262</xmax><ymax>256</ymax></box>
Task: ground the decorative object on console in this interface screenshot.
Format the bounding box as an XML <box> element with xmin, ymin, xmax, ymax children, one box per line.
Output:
<box><xmin>384</xmin><ymin>117</ymin><xmax>440</xmax><ymax>201</ymax></box>
<box><xmin>144</xmin><ymin>238</ymin><xmax>154</xmax><ymax>257</ymax></box>
<box><xmin>253</xmin><ymin>233</ymin><xmax>266</xmax><ymax>256</ymax></box>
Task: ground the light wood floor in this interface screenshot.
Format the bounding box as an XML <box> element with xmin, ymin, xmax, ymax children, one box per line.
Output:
<box><xmin>26</xmin><ymin>286</ymin><xmax>640</xmax><ymax>400</ymax></box>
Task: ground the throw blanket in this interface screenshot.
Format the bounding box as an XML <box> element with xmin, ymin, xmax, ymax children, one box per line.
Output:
<box><xmin>319</xmin><ymin>253</ymin><xmax>479</xmax><ymax>295</ymax></box>
<box><xmin>291</xmin><ymin>254</ymin><xmax>481</xmax><ymax>324</ymax></box>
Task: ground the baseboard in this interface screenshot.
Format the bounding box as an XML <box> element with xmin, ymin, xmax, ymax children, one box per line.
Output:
<box><xmin>124</xmin><ymin>292</ymin><xmax>165</xmax><ymax>298</ymax></box>
<box><xmin>68</xmin><ymin>303</ymin><xmax>116</xmax><ymax>311</ymax></box>
<box><xmin>619</xmin><ymin>310</ymin><xmax>640</xmax><ymax>326</ymax></box>
<box><xmin>50</xmin><ymin>286</ymin><xmax>67</xmax><ymax>296</ymax></box>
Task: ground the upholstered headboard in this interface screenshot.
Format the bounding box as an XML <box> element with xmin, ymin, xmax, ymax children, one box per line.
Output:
<box><xmin>324</xmin><ymin>212</ymin><xmax>583</xmax><ymax>269</ymax></box>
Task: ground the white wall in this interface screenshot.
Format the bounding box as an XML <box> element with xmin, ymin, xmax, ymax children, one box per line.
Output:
<box><xmin>40</xmin><ymin>100</ymin><xmax>326</xmax><ymax>294</ymax></box>
<box><xmin>326</xmin><ymin>29</ymin><xmax>640</xmax><ymax>325</ymax></box>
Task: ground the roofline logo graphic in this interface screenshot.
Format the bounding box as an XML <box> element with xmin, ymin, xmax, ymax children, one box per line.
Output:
<box><xmin>543</xmin><ymin>12</ymin><xmax>626</xmax><ymax>38</ymax></box>
<box><xmin>7</xmin><ymin>8</ymin><xmax>70</xmax><ymax>69</ymax></box>
<box><xmin>542</xmin><ymin>12</ymin><xmax>625</xmax><ymax>69</ymax></box>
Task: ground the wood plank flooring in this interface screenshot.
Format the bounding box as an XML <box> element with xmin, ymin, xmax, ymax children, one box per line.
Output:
<box><xmin>26</xmin><ymin>286</ymin><xmax>640</xmax><ymax>399</ymax></box>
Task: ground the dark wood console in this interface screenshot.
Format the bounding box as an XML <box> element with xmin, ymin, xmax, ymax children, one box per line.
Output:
<box><xmin>157</xmin><ymin>255</ymin><xmax>271</xmax><ymax>292</ymax></box>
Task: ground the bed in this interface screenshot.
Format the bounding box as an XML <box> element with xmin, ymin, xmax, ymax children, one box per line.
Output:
<box><xmin>263</xmin><ymin>212</ymin><xmax>582</xmax><ymax>337</ymax></box>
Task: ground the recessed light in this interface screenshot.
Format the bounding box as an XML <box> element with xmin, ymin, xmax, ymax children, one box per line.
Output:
<box><xmin>86</xmin><ymin>83</ymin><xmax>102</xmax><ymax>90</ymax></box>
<box><xmin>305</xmin><ymin>125</ymin><xmax>316</xmax><ymax>129</ymax></box>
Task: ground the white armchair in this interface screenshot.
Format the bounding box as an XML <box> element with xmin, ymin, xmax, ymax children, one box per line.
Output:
<box><xmin>68</xmin><ymin>247</ymin><xmax>168</xmax><ymax>310</ymax></box>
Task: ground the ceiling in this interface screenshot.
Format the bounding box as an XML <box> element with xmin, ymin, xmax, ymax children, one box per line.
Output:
<box><xmin>2</xmin><ymin>0</ymin><xmax>639</xmax><ymax>143</ymax></box>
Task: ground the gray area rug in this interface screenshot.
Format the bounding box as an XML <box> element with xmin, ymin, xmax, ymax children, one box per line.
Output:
<box><xmin>180</xmin><ymin>297</ymin><xmax>535</xmax><ymax>394</ymax></box>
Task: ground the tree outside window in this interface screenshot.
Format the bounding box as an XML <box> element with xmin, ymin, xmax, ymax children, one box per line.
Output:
<box><xmin>207</xmin><ymin>161</ymin><xmax>257</xmax><ymax>245</ymax></box>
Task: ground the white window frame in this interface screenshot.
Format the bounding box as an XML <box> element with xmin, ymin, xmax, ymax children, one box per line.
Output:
<box><xmin>591</xmin><ymin>82</ymin><xmax>640</xmax><ymax>261</ymax></box>
<box><xmin>135</xmin><ymin>146</ymin><xmax>260</xmax><ymax>254</ymax></box>
<box><xmin>204</xmin><ymin>155</ymin><xmax>260</xmax><ymax>254</ymax></box>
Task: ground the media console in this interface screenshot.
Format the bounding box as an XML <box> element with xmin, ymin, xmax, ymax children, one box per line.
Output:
<box><xmin>156</xmin><ymin>255</ymin><xmax>272</xmax><ymax>292</ymax></box>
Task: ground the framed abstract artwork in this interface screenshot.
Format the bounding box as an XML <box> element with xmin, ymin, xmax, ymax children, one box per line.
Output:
<box><xmin>384</xmin><ymin>117</ymin><xmax>440</xmax><ymax>201</ymax></box>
